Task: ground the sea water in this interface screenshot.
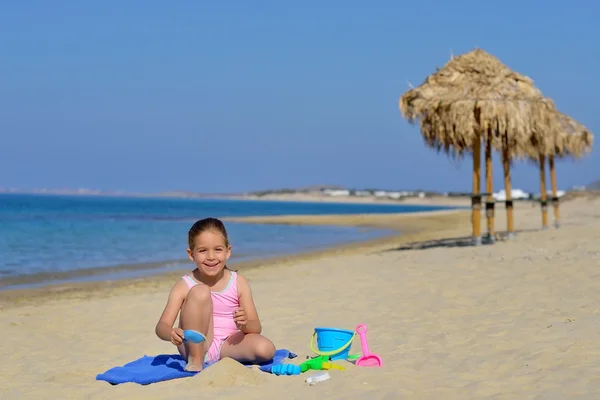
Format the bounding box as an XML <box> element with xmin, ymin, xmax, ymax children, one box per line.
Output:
<box><xmin>0</xmin><ymin>194</ymin><xmax>454</xmax><ymax>289</ymax></box>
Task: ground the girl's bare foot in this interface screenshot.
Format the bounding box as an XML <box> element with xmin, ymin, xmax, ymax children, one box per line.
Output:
<box><xmin>184</xmin><ymin>356</ymin><xmax>204</xmax><ymax>372</ymax></box>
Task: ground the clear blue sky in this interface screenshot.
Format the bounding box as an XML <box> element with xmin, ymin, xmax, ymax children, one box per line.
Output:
<box><xmin>1</xmin><ymin>1</ymin><xmax>597</xmax><ymax>194</ymax></box>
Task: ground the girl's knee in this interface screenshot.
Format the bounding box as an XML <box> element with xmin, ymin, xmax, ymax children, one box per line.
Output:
<box><xmin>255</xmin><ymin>336</ymin><xmax>276</xmax><ymax>361</ymax></box>
<box><xmin>186</xmin><ymin>284</ymin><xmax>212</xmax><ymax>305</ymax></box>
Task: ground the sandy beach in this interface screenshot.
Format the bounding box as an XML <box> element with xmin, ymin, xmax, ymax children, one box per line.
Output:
<box><xmin>2</xmin><ymin>196</ymin><xmax>600</xmax><ymax>399</ymax></box>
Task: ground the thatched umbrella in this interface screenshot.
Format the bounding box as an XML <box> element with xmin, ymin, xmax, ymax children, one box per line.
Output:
<box><xmin>399</xmin><ymin>49</ymin><xmax>561</xmax><ymax>245</ymax></box>
<box><xmin>531</xmin><ymin>113</ymin><xmax>593</xmax><ymax>228</ymax></box>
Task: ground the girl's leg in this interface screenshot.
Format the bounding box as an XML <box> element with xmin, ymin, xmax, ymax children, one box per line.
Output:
<box><xmin>219</xmin><ymin>331</ymin><xmax>276</xmax><ymax>363</ymax></box>
<box><xmin>178</xmin><ymin>285</ymin><xmax>214</xmax><ymax>371</ymax></box>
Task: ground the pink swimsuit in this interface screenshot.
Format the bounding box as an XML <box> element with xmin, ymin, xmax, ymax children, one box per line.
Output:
<box><xmin>182</xmin><ymin>271</ymin><xmax>239</xmax><ymax>363</ymax></box>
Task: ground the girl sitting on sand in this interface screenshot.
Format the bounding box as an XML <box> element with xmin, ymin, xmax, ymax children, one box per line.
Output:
<box><xmin>155</xmin><ymin>217</ymin><xmax>276</xmax><ymax>371</ymax></box>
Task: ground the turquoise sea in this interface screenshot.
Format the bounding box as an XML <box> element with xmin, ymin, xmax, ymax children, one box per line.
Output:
<box><xmin>0</xmin><ymin>194</ymin><xmax>454</xmax><ymax>289</ymax></box>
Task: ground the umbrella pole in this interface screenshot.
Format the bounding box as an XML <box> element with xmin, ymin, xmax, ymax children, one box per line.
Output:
<box><xmin>538</xmin><ymin>155</ymin><xmax>549</xmax><ymax>229</ymax></box>
<box><xmin>502</xmin><ymin>134</ymin><xmax>515</xmax><ymax>239</ymax></box>
<box><xmin>472</xmin><ymin>133</ymin><xmax>482</xmax><ymax>246</ymax></box>
<box><xmin>549</xmin><ymin>155</ymin><xmax>560</xmax><ymax>228</ymax></box>
<box><xmin>485</xmin><ymin>128</ymin><xmax>495</xmax><ymax>243</ymax></box>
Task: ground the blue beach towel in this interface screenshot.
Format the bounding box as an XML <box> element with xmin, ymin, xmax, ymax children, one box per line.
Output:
<box><xmin>96</xmin><ymin>349</ymin><xmax>296</xmax><ymax>385</ymax></box>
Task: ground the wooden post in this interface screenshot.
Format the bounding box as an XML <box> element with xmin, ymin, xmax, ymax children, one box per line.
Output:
<box><xmin>472</xmin><ymin>133</ymin><xmax>482</xmax><ymax>246</ymax></box>
<box><xmin>539</xmin><ymin>154</ymin><xmax>549</xmax><ymax>229</ymax></box>
<box><xmin>549</xmin><ymin>155</ymin><xmax>560</xmax><ymax>228</ymax></box>
<box><xmin>502</xmin><ymin>134</ymin><xmax>515</xmax><ymax>239</ymax></box>
<box><xmin>485</xmin><ymin>127</ymin><xmax>495</xmax><ymax>243</ymax></box>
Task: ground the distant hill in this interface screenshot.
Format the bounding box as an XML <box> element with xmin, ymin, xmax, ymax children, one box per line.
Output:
<box><xmin>586</xmin><ymin>180</ymin><xmax>600</xmax><ymax>190</ymax></box>
<box><xmin>247</xmin><ymin>185</ymin><xmax>346</xmax><ymax>196</ymax></box>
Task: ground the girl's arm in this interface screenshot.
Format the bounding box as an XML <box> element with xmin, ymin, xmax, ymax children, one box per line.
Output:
<box><xmin>237</xmin><ymin>274</ymin><xmax>262</xmax><ymax>334</ymax></box>
<box><xmin>155</xmin><ymin>281</ymin><xmax>187</xmax><ymax>341</ymax></box>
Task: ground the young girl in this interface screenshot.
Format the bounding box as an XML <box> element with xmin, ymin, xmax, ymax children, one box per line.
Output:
<box><xmin>155</xmin><ymin>217</ymin><xmax>276</xmax><ymax>371</ymax></box>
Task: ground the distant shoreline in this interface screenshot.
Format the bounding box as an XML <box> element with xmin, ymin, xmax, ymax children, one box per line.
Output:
<box><xmin>0</xmin><ymin>207</ymin><xmax>467</xmax><ymax>307</ymax></box>
<box><xmin>0</xmin><ymin>193</ymin><xmax>460</xmax><ymax>292</ymax></box>
<box><xmin>0</xmin><ymin>226</ymin><xmax>395</xmax><ymax>292</ymax></box>
<box><xmin>0</xmin><ymin>189</ymin><xmax>471</xmax><ymax>208</ymax></box>
<box><xmin>3</xmin><ymin>190</ymin><xmax>589</xmax><ymax>297</ymax></box>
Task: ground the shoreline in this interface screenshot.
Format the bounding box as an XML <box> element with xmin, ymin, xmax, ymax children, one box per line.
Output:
<box><xmin>222</xmin><ymin>208</ymin><xmax>461</xmax><ymax>228</ymax></box>
<box><xmin>0</xmin><ymin>225</ymin><xmax>394</xmax><ymax>292</ymax></box>
<box><xmin>225</xmin><ymin>193</ymin><xmax>471</xmax><ymax>207</ymax></box>
<box><xmin>0</xmin><ymin>208</ymin><xmax>468</xmax><ymax>309</ymax></box>
<box><xmin>0</xmin><ymin>190</ymin><xmax>471</xmax><ymax>208</ymax></box>
<box><xmin>0</xmin><ymin>194</ymin><xmax>465</xmax><ymax>295</ymax></box>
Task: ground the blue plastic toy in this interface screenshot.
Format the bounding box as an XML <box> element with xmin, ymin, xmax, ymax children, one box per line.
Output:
<box><xmin>183</xmin><ymin>330</ymin><xmax>206</xmax><ymax>344</ymax></box>
<box><xmin>270</xmin><ymin>363</ymin><xmax>301</xmax><ymax>375</ymax></box>
<box><xmin>269</xmin><ymin>356</ymin><xmax>346</xmax><ymax>376</ymax></box>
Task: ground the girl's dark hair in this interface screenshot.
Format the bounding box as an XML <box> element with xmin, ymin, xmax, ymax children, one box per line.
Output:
<box><xmin>187</xmin><ymin>217</ymin><xmax>229</xmax><ymax>249</ymax></box>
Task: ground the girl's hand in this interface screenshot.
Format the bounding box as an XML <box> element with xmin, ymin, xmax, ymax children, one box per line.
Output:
<box><xmin>233</xmin><ymin>307</ymin><xmax>247</xmax><ymax>330</ymax></box>
<box><xmin>171</xmin><ymin>328</ymin><xmax>185</xmax><ymax>346</ymax></box>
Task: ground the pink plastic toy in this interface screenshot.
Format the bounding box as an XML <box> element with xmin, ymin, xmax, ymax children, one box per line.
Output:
<box><xmin>354</xmin><ymin>324</ymin><xmax>383</xmax><ymax>367</ymax></box>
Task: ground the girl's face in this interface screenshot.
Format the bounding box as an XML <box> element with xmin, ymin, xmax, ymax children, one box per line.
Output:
<box><xmin>187</xmin><ymin>230</ymin><xmax>231</xmax><ymax>277</ymax></box>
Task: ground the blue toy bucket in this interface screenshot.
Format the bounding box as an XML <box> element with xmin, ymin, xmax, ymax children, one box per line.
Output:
<box><xmin>310</xmin><ymin>327</ymin><xmax>355</xmax><ymax>361</ymax></box>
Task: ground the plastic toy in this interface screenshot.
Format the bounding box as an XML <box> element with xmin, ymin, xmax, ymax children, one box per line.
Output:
<box><xmin>354</xmin><ymin>324</ymin><xmax>383</xmax><ymax>367</ymax></box>
<box><xmin>270</xmin><ymin>363</ymin><xmax>302</xmax><ymax>376</ymax></box>
<box><xmin>183</xmin><ymin>329</ymin><xmax>205</xmax><ymax>344</ymax></box>
<box><xmin>270</xmin><ymin>356</ymin><xmax>346</xmax><ymax>375</ymax></box>
<box><xmin>309</xmin><ymin>327</ymin><xmax>355</xmax><ymax>360</ymax></box>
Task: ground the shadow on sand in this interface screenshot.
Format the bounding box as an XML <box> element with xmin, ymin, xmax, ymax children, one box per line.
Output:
<box><xmin>380</xmin><ymin>228</ymin><xmax>541</xmax><ymax>252</ymax></box>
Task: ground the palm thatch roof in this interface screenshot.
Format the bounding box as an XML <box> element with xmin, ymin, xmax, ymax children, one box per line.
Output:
<box><xmin>399</xmin><ymin>49</ymin><xmax>561</xmax><ymax>158</ymax></box>
<box><xmin>523</xmin><ymin>112</ymin><xmax>594</xmax><ymax>161</ymax></box>
<box><xmin>556</xmin><ymin>113</ymin><xmax>594</xmax><ymax>158</ymax></box>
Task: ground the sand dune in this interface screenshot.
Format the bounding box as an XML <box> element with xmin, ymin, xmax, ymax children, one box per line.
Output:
<box><xmin>1</xmin><ymin>198</ymin><xmax>599</xmax><ymax>399</ymax></box>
